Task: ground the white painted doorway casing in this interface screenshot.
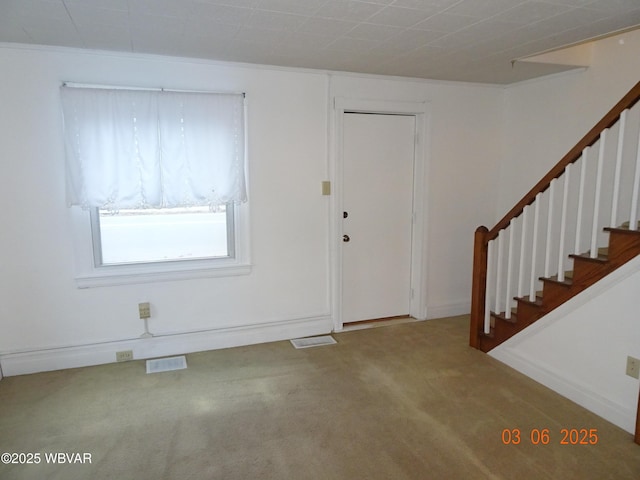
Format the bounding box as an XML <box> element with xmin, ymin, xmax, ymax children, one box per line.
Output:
<box><xmin>342</xmin><ymin>112</ymin><xmax>415</xmax><ymax>323</ymax></box>
<box><xmin>331</xmin><ymin>98</ymin><xmax>430</xmax><ymax>331</ymax></box>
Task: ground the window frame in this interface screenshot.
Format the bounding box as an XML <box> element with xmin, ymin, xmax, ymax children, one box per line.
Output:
<box><xmin>70</xmin><ymin>201</ymin><xmax>251</xmax><ymax>289</ymax></box>
<box><xmin>63</xmin><ymin>84</ymin><xmax>251</xmax><ymax>288</ymax></box>
<box><xmin>90</xmin><ymin>204</ymin><xmax>237</xmax><ymax>266</ymax></box>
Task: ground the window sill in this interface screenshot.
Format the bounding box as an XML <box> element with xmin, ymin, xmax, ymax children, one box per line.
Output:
<box><xmin>75</xmin><ymin>262</ymin><xmax>252</xmax><ymax>288</ymax></box>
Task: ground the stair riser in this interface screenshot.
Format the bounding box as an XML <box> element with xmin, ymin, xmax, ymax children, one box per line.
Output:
<box><xmin>570</xmin><ymin>257</ymin><xmax>609</xmax><ymax>285</ymax></box>
<box><xmin>540</xmin><ymin>281</ymin><xmax>572</xmax><ymax>311</ymax></box>
<box><xmin>608</xmin><ymin>230</ymin><xmax>640</xmax><ymax>261</ymax></box>
<box><xmin>513</xmin><ymin>301</ymin><xmax>541</xmax><ymax>326</ymax></box>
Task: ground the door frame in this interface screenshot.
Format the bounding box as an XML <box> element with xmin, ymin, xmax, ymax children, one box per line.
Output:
<box><xmin>331</xmin><ymin>97</ymin><xmax>430</xmax><ymax>331</ymax></box>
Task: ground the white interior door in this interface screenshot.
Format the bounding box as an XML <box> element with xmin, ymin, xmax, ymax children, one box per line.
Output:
<box><xmin>342</xmin><ymin>112</ymin><xmax>415</xmax><ymax>323</ymax></box>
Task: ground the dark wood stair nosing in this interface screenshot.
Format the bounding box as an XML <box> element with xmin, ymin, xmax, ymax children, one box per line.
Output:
<box><xmin>491</xmin><ymin>309</ymin><xmax>518</xmax><ymax>324</ymax></box>
<box><xmin>515</xmin><ymin>294</ymin><xmax>543</xmax><ymax>307</ymax></box>
<box><xmin>604</xmin><ymin>226</ymin><xmax>640</xmax><ymax>235</ymax></box>
<box><xmin>540</xmin><ymin>276</ymin><xmax>573</xmax><ymax>287</ymax></box>
<box><xmin>568</xmin><ymin>253</ymin><xmax>608</xmax><ymax>263</ymax></box>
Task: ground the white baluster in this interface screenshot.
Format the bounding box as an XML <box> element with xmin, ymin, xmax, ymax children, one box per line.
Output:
<box><xmin>505</xmin><ymin>222</ymin><xmax>515</xmax><ymax>319</ymax></box>
<box><xmin>575</xmin><ymin>148</ymin><xmax>588</xmax><ymax>253</ymax></box>
<box><xmin>611</xmin><ymin>110</ymin><xmax>627</xmax><ymax>227</ymax></box>
<box><xmin>630</xmin><ymin>113</ymin><xmax>640</xmax><ymax>231</ymax></box>
<box><xmin>517</xmin><ymin>207</ymin><xmax>528</xmax><ymax>298</ymax></box>
<box><xmin>544</xmin><ymin>181</ymin><xmax>555</xmax><ymax>277</ymax></box>
<box><xmin>485</xmin><ymin>240</ymin><xmax>494</xmax><ymax>333</ymax></box>
<box><xmin>558</xmin><ymin>166</ymin><xmax>571</xmax><ymax>282</ymax></box>
<box><xmin>591</xmin><ymin>129</ymin><xmax>607</xmax><ymax>258</ymax></box>
<box><xmin>530</xmin><ymin>196</ymin><xmax>541</xmax><ymax>301</ymax></box>
<box><xmin>495</xmin><ymin>231</ymin><xmax>504</xmax><ymax>314</ymax></box>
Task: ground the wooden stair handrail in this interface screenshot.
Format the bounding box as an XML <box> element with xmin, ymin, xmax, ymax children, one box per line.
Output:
<box><xmin>471</xmin><ymin>80</ymin><xmax>640</xmax><ymax>354</ymax></box>
<box><xmin>487</xmin><ymin>80</ymin><xmax>640</xmax><ymax>241</ymax></box>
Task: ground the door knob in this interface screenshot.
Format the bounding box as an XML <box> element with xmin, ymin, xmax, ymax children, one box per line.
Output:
<box><xmin>343</xmin><ymin>211</ymin><xmax>349</xmax><ymax>218</ymax></box>
<box><xmin>343</xmin><ymin>234</ymin><xmax>350</xmax><ymax>242</ymax></box>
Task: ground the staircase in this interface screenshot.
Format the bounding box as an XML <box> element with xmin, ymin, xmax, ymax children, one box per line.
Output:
<box><xmin>469</xmin><ymin>80</ymin><xmax>640</xmax><ymax>445</ymax></box>
<box><xmin>477</xmin><ymin>222</ymin><xmax>640</xmax><ymax>351</ymax></box>
<box><xmin>470</xmin><ymin>80</ymin><xmax>640</xmax><ymax>352</ymax></box>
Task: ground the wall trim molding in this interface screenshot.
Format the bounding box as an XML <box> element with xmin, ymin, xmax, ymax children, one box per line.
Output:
<box><xmin>0</xmin><ymin>42</ymin><xmax>507</xmax><ymax>89</ymax></box>
<box><xmin>490</xmin><ymin>347</ymin><xmax>635</xmax><ymax>433</ymax></box>
<box><xmin>426</xmin><ymin>301</ymin><xmax>471</xmax><ymax>320</ymax></box>
<box><xmin>330</xmin><ymin>96</ymin><xmax>431</xmax><ymax>330</ymax></box>
<box><xmin>0</xmin><ymin>314</ymin><xmax>332</xmax><ymax>377</ymax></box>
<box><xmin>489</xmin><ymin>256</ymin><xmax>640</xmax><ymax>434</ymax></box>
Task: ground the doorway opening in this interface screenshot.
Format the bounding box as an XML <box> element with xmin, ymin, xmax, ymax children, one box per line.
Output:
<box><xmin>332</xmin><ymin>98</ymin><xmax>430</xmax><ymax>331</ymax></box>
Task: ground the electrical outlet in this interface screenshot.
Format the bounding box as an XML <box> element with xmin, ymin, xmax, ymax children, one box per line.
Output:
<box><xmin>116</xmin><ymin>350</ymin><xmax>134</xmax><ymax>362</ymax></box>
<box><xmin>138</xmin><ymin>302</ymin><xmax>151</xmax><ymax>319</ymax></box>
<box><xmin>626</xmin><ymin>356</ymin><xmax>640</xmax><ymax>379</ymax></box>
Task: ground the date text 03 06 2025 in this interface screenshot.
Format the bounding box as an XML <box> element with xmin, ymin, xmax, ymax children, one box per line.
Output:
<box><xmin>501</xmin><ymin>428</ymin><xmax>599</xmax><ymax>445</ymax></box>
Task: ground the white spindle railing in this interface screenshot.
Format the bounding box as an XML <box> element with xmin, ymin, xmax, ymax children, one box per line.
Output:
<box><xmin>630</xmin><ymin>115</ymin><xmax>640</xmax><ymax>231</ymax></box>
<box><xmin>505</xmin><ymin>223</ymin><xmax>515</xmax><ymax>319</ymax></box>
<box><xmin>544</xmin><ymin>180</ymin><xmax>555</xmax><ymax>277</ymax></box>
<box><xmin>482</xmin><ymin>98</ymin><xmax>640</xmax><ymax>322</ymax></box>
<box><xmin>611</xmin><ymin>110</ymin><xmax>627</xmax><ymax>227</ymax></box>
<box><xmin>557</xmin><ymin>165</ymin><xmax>570</xmax><ymax>282</ymax></box>
<box><xmin>484</xmin><ymin>240</ymin><xmax>494</xmax><ymax>333</ymax></box>
<box><xmin>495</xmin><ymin>231</ymin><xmax>504</xmax><ymax>315</ymax></box>
<box><xmin>590</xmin><ymin>129</ymin><xmax>607</xmax><ymax>258</ymax></box>
<box><xmin>530</xmin><ymin>196</ymin><xmax>541</xmax><ymax>301</ymax></box>
<box><xmin>575</xmin><ymin>147</ymin><xmax>588</xmax><ymax>253</ymax></box>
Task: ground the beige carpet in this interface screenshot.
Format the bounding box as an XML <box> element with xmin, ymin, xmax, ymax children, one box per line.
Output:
<box><xmin>0</xmin><ymin>315</ymin><xmax>638</xmax><ymax>479</ymax></box>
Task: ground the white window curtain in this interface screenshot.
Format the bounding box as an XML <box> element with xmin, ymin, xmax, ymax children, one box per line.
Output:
<box><xmin>61</xmin><ymin>86</ymin><xmax>246</xmax><ymax>210</ymax></box>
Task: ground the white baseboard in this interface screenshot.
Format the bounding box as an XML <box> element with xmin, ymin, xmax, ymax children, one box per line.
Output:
<box><xmin>0</xmin><ymin>314</ymin><xmax>333</xmax><ymax>377</ymax></box>
<box><xmin>490</xmin><ymin>347</ymin><xmax>635</xmax><ymax>434</ymax></box>
<box><xmin>488</xmin><ymin>256</ymin><xmax>640</xmax><ymax>434</ymax></box>
<box><xmin>427</xmin><ymin>300</ymin><xmax>470</xmax><ymax>320</ymax></box>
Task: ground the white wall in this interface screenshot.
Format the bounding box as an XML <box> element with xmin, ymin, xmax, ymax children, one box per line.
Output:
<box><xmin>492</xmin><ymin>29</ymin><xmax>640</xmax><ymax>434</ymax></box>
<box><xmin>0</xmin><ymin>46</ymin><xmax>332</xmax><ymax>373</ymax></box>
<box><xmin>499</xmin><ymin>28</ymin><xmax>640</xmax><ymax>219</ymax></box>
<box><xmin>0</xmin><ymin>45</ymin><xmax>504</xmax><ymax>375</ymax></box>
<box><xmin>491</xmin><ymin>256</ymin><xmax>640</xmax><ymax>433</ymax></box>
<box><xmin>331</xmin><ymin>75</ymin><xmax>504</xmax><ymax>317</ymax></box>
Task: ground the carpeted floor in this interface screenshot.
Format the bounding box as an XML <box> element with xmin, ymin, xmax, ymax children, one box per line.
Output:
<box><xmin>0</xmin><ymin>315</ymin><xmax>638</xmax><ymax>479</ymax></box>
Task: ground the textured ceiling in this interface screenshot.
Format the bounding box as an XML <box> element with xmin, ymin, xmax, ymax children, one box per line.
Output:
<box><xmin>1</xmin><ymin>0</ymin><xmax>640</xmax><ymax>84</ymax></box>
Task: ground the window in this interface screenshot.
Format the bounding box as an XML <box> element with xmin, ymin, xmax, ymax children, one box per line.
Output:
<box><xmin>93</xmin><ymin>205</ymin><xmax>234</xmax><ymax>265</ymax></box>
<box><xmin>61</xmin><ymin>85</ymin><xmax>250</xmax><ymax>287</ymax></box>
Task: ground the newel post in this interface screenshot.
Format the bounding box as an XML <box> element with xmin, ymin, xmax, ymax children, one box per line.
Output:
<box><xmin>470</xmin><ymin>226</ymin><xmax>489</xmax><ymax>349</ymax></box>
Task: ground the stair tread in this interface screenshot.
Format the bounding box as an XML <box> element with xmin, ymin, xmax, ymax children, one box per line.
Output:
<box><xmin>491</xmin><ymin>310</ymin><xmax>518</xmax><ymax>324</ymax></box>
<box><xmin>541</xmin><ymin>275</ymin><xmax>573</xmax><ymax>286</ymax></box>
<box><xmin>605</xmin><ymin>225</ymin><xmax>640</xmax><ymax>235</ymax></box>
<box><xmin>569</xmin><ymin>253</ymin><xmax>608</xmax><ymax>263</ymax></box>
<box><xmin>618</xmin><ymin>221</ymin><xmax>640</xmax><ymax>229</ymax></box>
<box><xmin>515</xmin><ymin>295</ymin><xmax>543</xmax><ymax>306</ymax></box>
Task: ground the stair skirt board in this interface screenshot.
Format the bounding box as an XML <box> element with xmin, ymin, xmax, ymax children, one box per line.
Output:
<box><xmin>290</xmin><ymin>335</ymin><xmax>337</xmax><ymax>349</ymax></box>
<box><xmin>493</xmin><ymin>254</ymin><xmax>640</xmax><ymax>348</ymax></box>
<box><xmin>488</xmin><ymin>256</ymin><xmax>640</xmax><ymax>435</ymax></box>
